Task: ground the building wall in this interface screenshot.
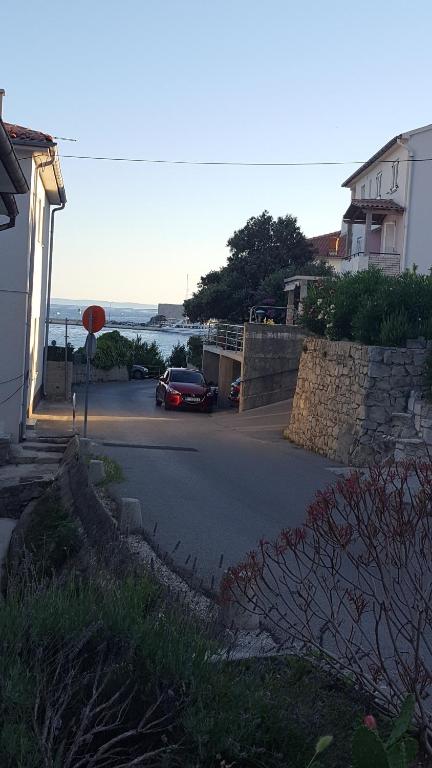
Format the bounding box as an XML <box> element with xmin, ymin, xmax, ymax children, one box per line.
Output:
<box><xmin>404</xmin><ymin>128</ymin><xmax>432</xmax><ymax>273</ymax></box>
<box><xmin>286</xmin><ymin>337</ymin><xmax>427</xmax><ymax>464</ymax></box>
<box><xmin>240</xmin><ymin>323</ymin><xmax>307</xmax><ymax>411</ymax></box>
<box><xmin>0</xmin><ymin>151</ymin><xmax>50</xmax><ymax>439</ymax></box>
<box><xmin>158</xmin><ymin>303</ymin><xmax>184</xmax><ymax>321</ymax></box>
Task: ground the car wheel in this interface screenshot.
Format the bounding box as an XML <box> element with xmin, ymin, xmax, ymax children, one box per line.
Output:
<box><xmin>164</xmin><ymin>397</ymin><xmax>172</xmax><ymax>411</ymax></box>
<box><xmin>155</xmin><ymin>397</ymin><xmax>162</xmax><ymax>407</ymax></box>
<box><xmin>133</xmin><ymin>370</ymin><xmax>144</xmax><ymax>380</ymax></box>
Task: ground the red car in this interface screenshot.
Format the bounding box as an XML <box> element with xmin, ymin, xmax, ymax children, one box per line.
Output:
<box><xmin>155</xmin><ymin>368</ymin><xmax>214</xmax><ymax>413</ymax></box>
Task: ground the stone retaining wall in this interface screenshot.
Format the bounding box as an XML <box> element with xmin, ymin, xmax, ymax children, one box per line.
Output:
<box><xmin>72</xmin><ymin>364</ymin><xmax>129</xmax><ymax>384</ymax></box>
<box><xmin>286</xmin><ymin>337</ymin><xmax>429</xmax><ymax>464</ymax></box>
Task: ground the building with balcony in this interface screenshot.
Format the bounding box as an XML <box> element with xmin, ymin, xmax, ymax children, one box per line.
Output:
<box><xmin>340</xmin><ymin>123</ymin><xmax>432</xmax><ymax>275</ymax></box>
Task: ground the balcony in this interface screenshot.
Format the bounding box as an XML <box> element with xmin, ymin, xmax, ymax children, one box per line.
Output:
<box><xmin>205</xmin><ymin>322</ymin><xmax>244</xmax><ymax>353</ymax></box>
<box><xmin>343</xmin><ymin>251</ymin><xmax>401</xmax><ymax>276</ymax></box>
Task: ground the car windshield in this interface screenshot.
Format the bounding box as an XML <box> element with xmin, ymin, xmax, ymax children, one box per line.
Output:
<box><xmin>170</xmin><ymin>370</ymin><xmax>205</xmax><ymax>385</ymax></box>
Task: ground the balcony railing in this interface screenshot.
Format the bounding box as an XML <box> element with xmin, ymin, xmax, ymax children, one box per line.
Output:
<box><xmin>345</xmin><ymin>251</ymin><xmax>401</xmax><ymax>276</ymax></box>
<box><xmin>206</xmin><ymin>322</ymin><xmax>244</xmax><ymax>353</ymax></box>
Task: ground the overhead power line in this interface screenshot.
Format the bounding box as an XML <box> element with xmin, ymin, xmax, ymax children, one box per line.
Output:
<box><xmin>14</xmin><ymin>151</ymin><xmax>432</xmax><ymax>168</ymax></box>
<box><xmin>57</xmin><ymin>154</ymin><xmax>432</xmax><ymax>167</ymax></box>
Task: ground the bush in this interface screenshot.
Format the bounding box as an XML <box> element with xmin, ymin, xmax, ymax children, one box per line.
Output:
<box><xmin>22</xmin><ymin>491</ymin><xmax>82</xmax><ymax>576</ymax></box>
<box><xmin>221</xmin><ymin>460</ymin><xmax>432</xmax><ymax>753</ymax></box>
<box><xmin>0</xmin><ymin>565</ymin><xmax>380</xmax><ymax>768</ymax></box>
<box><xmin>187</xmin><ymin>335</ymin><xmax>203</xmax><ymax>368</ymax></box>
<box><xmin>379</xmin><ymin>309</ymin><xmax>414</xmax><ymax>347</ymax></box>
<box><xmin>166</xmin><ymin>342</ymin><xmax>187</xmax><ymax>368</ymax></box>
<box><xmin>300</xmin><ymin>269</ymin><xmax>432</xmax><ymax>347</ymax></box>
<box><xmin>75</xmin><ymin>332</ymin><xmax>166</xmax><ymax>375</ymax></box>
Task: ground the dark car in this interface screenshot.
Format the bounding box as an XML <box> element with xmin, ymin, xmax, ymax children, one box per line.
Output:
<box><xmin>155</xmin><ymin>368</ymin><xmax>214</xmax><ymax>412</ymax></box>
<box><xmin>228</xmin><ymin>376</ymin><xmax>242</xmax><ymax>405</ymax></box>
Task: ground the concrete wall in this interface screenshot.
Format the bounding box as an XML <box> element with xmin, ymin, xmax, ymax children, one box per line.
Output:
<box><xmin>0</xmin><ymin>148</ymin><xmax>54</xmax><ymax>439</ymax></box>
<box><xmin>405</xmin><ymin>128</ymin><xmax>432</xmax><ymax>274</ymax></box>
<box><xmin>240</xmin><ymin>324</ymin><xmax>306</xmax><ymax>412</ymax></box>
<box><xmin>46</xmin><ymin>361</ymin><xmax>73</xmax><ymax>400</ymax></box>
<box><xmin>72</xmin><ymin>364</ymin><xmax>129</xmax><ymax>385</ymax></box>
<box><xmin>202</xmin><ymin>346</ymin><xmax>242</xmax><ymax>407</ymax></box>
<box><xmin>286</xmin><ymin>337</ymin><xmax>428</xmax><ymax>464</ymax></box>
<box><xmin>0</xmin><ymin>151</ymin><xmax>33</xmax><ymax>440</ymax></box>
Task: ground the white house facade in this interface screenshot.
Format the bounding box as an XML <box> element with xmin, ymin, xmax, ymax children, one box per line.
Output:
<box><xmin>341</xmin><ymin>123</ymin><xmax>432</xmax><ymax>275</ymax></box>
<box><xmin>0</xmin><ymin>109</ymin><xmax>66</xmax><ymax>442</ymax></box>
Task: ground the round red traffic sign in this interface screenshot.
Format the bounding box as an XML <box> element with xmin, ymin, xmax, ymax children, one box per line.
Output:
<box><xmin>82</xmin><ymin>305</ymin><xmax>106</xmax><ymax>333</ymax></box>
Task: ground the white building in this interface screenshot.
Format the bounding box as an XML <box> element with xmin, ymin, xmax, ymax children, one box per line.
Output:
<box><xmin>340</xmin><ymin>123</ymin><xmax>432</xmax><ymax>275</ymax></box>
<box><xmin>0</xmin><ymin>98</ymin><xmax>66</xmax><ymax>442</ymax></box>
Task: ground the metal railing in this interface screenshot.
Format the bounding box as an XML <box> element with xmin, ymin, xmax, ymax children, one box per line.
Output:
<box><xmin>345</xmin><ymin>251</ymin><xmax>401</xmax><ymax>276</ymax></box>
<box><xmin>206</xmin><ymin>322</ymin><xmax>244</xmax><ymax>353</ymax></box>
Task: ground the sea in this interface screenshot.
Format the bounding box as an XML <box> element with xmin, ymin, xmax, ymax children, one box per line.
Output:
<box><xmin>49</xmin><ymin>300</ymin><xmax>191</xmax><ymax>358</ymax></box>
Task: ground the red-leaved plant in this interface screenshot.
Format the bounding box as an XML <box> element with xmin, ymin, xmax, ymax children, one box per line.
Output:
<box><xmin>220</xmin><ymin>460</ymin><xmax>432</xmax><ymax>752</ymax></box>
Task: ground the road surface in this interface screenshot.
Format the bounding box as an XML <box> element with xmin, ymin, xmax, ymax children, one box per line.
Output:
<box><xmin>36</xmin><ymin>381</ymin><xmax>340</xmax><ymax>589</ymax></box>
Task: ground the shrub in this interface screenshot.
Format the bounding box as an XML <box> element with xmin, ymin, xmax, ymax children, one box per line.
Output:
<box><xmin>22</xmin><ymin>491</ymin><xmax>82</xmax><ymax>576</ymax></box>
<box><xmin>187</xmin><ymin>335</ymin><xmax>203</xmax><ymax>368</ymax></box>
<box><xmin>379</xmin><ymin>309</ymin><xmax>413</xmax><ymax>347</ymax></box>
<box><xmin>300</xmin><ymin>269</ymin><xmax>432</xmax><ymax>347</ymax></box>
<box><xmin>93</xmin><ymin>330</ymin><xmax>132</xmax><ymax>369</ymax></box>
<box><xmin>221</xmin><ymin>460</ymin><xmax>432</xmax><ymax>753</ymax></box>
<box><xmin>75</xmin><ymin>332</ymin><xmax>166</xmax><ymax>375</ymax></box>
<box><xmin>166</xmin><ymin>342</ymin><xmax>188</xmax><ymax>368</ymax></box>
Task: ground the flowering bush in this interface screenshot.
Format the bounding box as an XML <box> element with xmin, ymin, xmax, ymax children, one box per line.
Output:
<box><xmin>300</xmin><ymin>269</ymin><xmax>432</xmax><ymax>346</ymax></box>
<box><xmin>221</xmin><ymin>460</ymin><xmax>432</xmax><ymax>752</ymax></box>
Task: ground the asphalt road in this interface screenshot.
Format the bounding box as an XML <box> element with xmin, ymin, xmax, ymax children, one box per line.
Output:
<box><xmin>37</xmin><ymin>380</ymin><xmax>340</xmax><ymax>589</ymax></box>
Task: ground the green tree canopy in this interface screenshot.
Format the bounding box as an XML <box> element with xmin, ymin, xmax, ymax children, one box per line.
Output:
<box><xmin>184</xmin><ymin>211</ymin><xmax>315</xmax><ymax>322</ymax></box>
<box><xmin>166</xmin><ymin>343</ymin><xmax>188</xmax><ymax>368</ymax></box>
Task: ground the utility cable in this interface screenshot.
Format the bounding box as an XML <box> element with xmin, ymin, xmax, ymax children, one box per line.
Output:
<box><xmin>0</xmin><ymin>374</ymin><xmax>23</xmax><ymax>386</ymax></box>
<box><xmin>0</xmin><ymin>381</ymin><xmax>25</xmax><ymax>407</ymax></box>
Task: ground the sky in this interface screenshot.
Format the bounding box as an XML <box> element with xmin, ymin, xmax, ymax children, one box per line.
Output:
<box><xmin>2</xmin><ymin>0</ymin><xmax>432</xmax><ymax>304</ymax></box>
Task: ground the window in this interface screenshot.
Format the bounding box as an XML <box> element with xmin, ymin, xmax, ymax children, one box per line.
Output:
<box><xmin>361</xmin><ymin>184</ymin><xmax>366</xmax><ymax>199</ymax></box>
<box><xmin>170</xmin><ymin>370</ymin><xmax>205</xmax><ymax>385</ymax></box>
<box><xmin>390</xmin><ymin>160</ymin><xmax>399</xmax><ymax>192</ymax></box>
<box><xmin>356</xmin><ymin>236</ymin><xmax>363</xmax><ymax>254</ymax></box>
<box><xmin>376</xmin><ymin>171</ymin><xmax>382</xmax><ymax>198</ymax></box>
<box><xmin>368</xmin><ymin>178</ymin><xmax>372</xmax><ymax>197</ymax></box>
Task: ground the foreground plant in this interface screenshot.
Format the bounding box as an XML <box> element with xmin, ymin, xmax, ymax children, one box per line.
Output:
<box><xmin>221</xmin><ymin>460</ymin><xmax>432</xmax><ymax>752</ymax></box>
<box><xmin>353</xmin><ymin>696</ymin><xmax>417</xmax><ymax>768</ymax></box>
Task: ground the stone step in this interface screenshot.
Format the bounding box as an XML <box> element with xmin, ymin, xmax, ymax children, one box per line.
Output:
<box><xmin>0</xmin><ymin>463</ymin><xmax>56</xmax><ymax>486</ymax></box>
<box><xmin>10</xmin><ymin>448</ymin><xmax>63</xmax><ymax>466</ymax></box>
<box><xmin>22</xmin><ymin>441</ymin><xmax>67</xmax><ymax>453</ymax></box>
<box><xmin>36</xmin><ymin>435</ymin><xmax>70</xmax><ymax>444</ymax></box>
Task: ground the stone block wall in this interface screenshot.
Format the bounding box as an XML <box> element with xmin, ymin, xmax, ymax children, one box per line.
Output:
<box><xmin>286</xmin><ymin>337</ymin><xmax>429</xmax><ymax>464</ymax></box>
<box><xmin>46</xmin><ymin>361</ymin><xmax>73</xmax><ymax>400</ymax></box>
<box><xmin>72</xmin><ymin>365</ymin><xmax>129</xmax><ymax>385</ymax></box>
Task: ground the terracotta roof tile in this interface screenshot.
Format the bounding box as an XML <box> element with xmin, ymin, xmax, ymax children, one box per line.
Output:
<box><xmin>349</xmin><ymin>198</ymin><xmax>404</xmax><ymax>212</ymax></box>
<box><xmin>308</xmin><ymin>231</ymin><xmax>341</xmax><ymax>259</ymax></box>
<box><xmin>4</xmin><ymin>122</ymin><xmax>54</xmax><ymax>145</ymax></box>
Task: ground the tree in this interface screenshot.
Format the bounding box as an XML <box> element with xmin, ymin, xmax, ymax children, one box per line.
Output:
<box><xmin>166</xmin><ymin>343</ymin><xmax>187</xmax><ymax>368</ymax></box>
<box><xmin>184</xmin><ymin>211</ymin><xmax>314</xmax><ymax>322</ymax></box>
<box><xmin>187</xmin><ymin>336</ymin><xmax>203</xmax><ymax>368</ymax></box>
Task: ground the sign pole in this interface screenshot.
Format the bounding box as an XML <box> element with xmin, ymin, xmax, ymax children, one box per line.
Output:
<box><xmin>64</xmin><ymin>317</ymin><xmax>68</xmax><ymax>400</ymax></box>
<box><xmin>83</xmin><ymin>311</ymin><xmax>93</xmax><ymax>437</ymax></box>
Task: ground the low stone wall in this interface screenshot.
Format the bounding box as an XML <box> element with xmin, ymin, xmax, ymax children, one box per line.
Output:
<box><xmin>72</xmin><ymin>365</ymin><xmax>129</xmax><ymax>384</ymax></box>
<box><xmin>240</xmin><ymin>324</ymin><xmax>307</xmax><ymax>411</ymax></box>
<box><xmin>46</xmin><ymin>360</ymin><xmax>73</xmax><ymax>400</ymax></box>
<box><xmin>286</xmin><ymin>337</ymin><xmax>429</xmax><ymax>464</ymax></box>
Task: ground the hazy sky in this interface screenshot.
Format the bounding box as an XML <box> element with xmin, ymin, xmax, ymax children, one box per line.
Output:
<box><xmin>2</xmin><ymin>1</ymin><xmax>432</xmax><ymax>304</ymax></box>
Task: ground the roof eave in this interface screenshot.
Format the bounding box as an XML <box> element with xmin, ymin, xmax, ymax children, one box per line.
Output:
<box><xmin>341</xmin><ymin>135</ymin><xmax>401</xmax><ymax>188</ymax></box>
<box><xmin>0</xmin><ymin>120</ymin><xmax>28</xmax><ymax>194</ymax></box>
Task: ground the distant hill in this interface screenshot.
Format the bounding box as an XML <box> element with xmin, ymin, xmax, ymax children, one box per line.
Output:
<box><xmin>52</xmin><ymin>298</ymin><xmax>157</xmax><ymax>310</ymax></box>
